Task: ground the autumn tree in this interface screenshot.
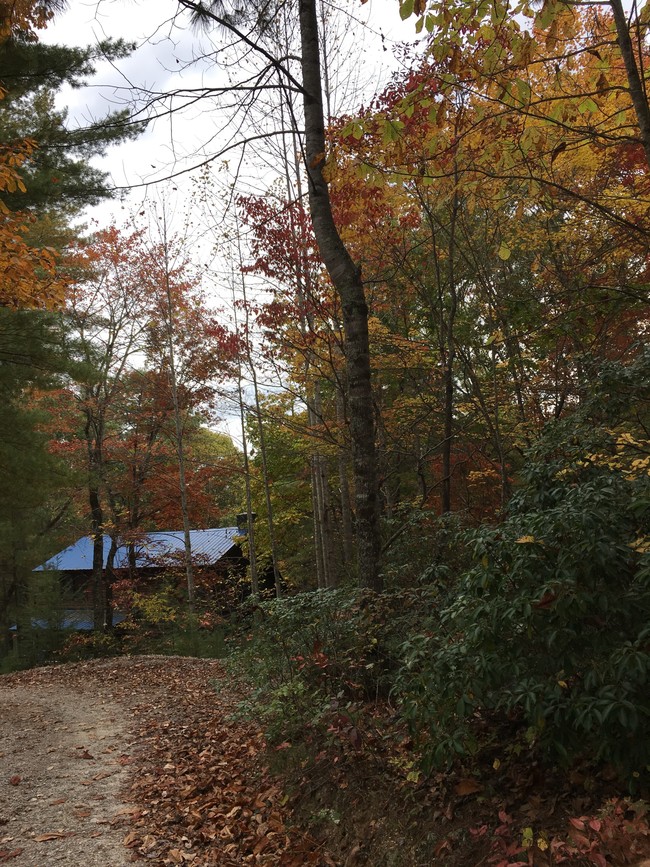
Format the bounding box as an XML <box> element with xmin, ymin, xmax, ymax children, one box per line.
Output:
<box><xmin>176</xmin><ymin>0</ymin><xmax>382</xmax><ymax>590</ymax></box>
<box><xmin>317</xmin><ymin>9</ymin><xmax>650</xmax><ymax>527</ymax></box>
<box><xmin>237</xmin><ymin>192</ymin><xmax>354</xmax><ymax>585</ymax></box>
<box><xmin>59</xmin><ymin>225</ymin><xmax>237</xmax><ymax>628</ymax></box>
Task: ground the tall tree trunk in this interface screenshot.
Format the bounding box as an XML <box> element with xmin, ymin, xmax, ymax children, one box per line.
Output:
<box><xmin>104</xmin><ymin>535</ymin><xmax>118</xmax><ymax>632</ymax></box>
<box><xmin>310</xmin><ymin>447</ymin><xmax>326</xmax><ymax>589</ymax></box>
<box><xmin>298</xmin><ymin>0</ymin><xmax>381</xmax><ymax>591</ymax></box>
<box><xmin>86</xmin><ymin>405</ymin><xmax>107</xmax><ymax>632</ymax></box>
<box><xmin>312</xmin><ymin>379</ymin><xmax>335</xmax><ymax>588</ymax></box>
<box><xmin>280</xmin><ymin>99</ymin><xmax>336</xmax><ymax>589</ymax></box>
<box><xmin>238</xmin><ymin>397</ymin><xmax>259</xmax><ymax>598</ymax></box>
<box><xmin>319</xmin><ymin>460</ymin><xmax>336</xmax><ymax>588</ymax></box>
<box><xmin>441</xmin><ymin>182</ymin><xmax>459</xmax><ymax>514</ymax></box>
<box><xmin>236</xmin><ymin>226</ymin><xmax>282</xmax><ymax>597</ymax></box>
<box><xmin>89</xmin><ymin>483</ymin><xmax>105</xmax><ymax>631</ymax></box>
<box><xmin>336</xmin><ymin>389</ymin><xmax>354</xmax><ymax>569</ymax></box>
<box><xmin>232</xmin><ymin>279</ymin><xmax>259</xmax><ymax>598</ymax></box>
<box><xmin>161</xmin><ymin>223</ymin><xmax>195</xmax><ymax>615</ymax></box>
<box><xmin>610</xmin><ymin>0</ymin><xmax>650</xmax><ymax>171</ymax></box>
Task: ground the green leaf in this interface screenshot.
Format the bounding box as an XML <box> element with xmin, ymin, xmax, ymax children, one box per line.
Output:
<box><xmin>400</xmin><ymin>0</ymin><xmax>414</xmax><ymax>20</ymax></box>
<box><xmin>382</xmin><ymin>119</ymin><xmax>405</xmax><ymax>144</ymax></box>
<box><xmin>498</xmin><ymin>243</ymin><xmax>511</xmax><ymax>260</ymax></box>
<box><xmin>578</xmin><ymin>97</ymin><xmax>598</xmax><ymax>114</ymax></box>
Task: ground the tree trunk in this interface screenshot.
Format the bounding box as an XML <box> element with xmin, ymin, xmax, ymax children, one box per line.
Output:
<box><xmin>236</xmin><ymin>228</ymin><xmax>282</xmax><ymax>598</ymax></box>
<box><xmin>312</xmin><ymin>379</ymin><xmax>335</xmax><ymax>588</ymax></box>
<box><xmin>161</xmin><ymin>227</ymin><xmax>195</xmax><ymax>615</ymax></box>
<box><xmin>89</xmin><ymin>484</ymin><xmax>105</xmax><ymax>632</ymax></box>
<box><xmin>232</xmin><ymin>290</ymin><xmax>259</xmax><ymax>598</ymax></box>
<box><xmin>441</xmin><ymin>188</ymin><xmax>459</xmax><ymax>515</ymax></box>
<box><xmin>336</xmin><ymin>389</ymin><xmax>355</xmax><ymax>569</ymax></box>
<box><xmin>298</xmin><ymin>0</ymin><xmax>381</xmax><ymax>591</ymax></box>
<box><xmin>86</xmin><ymin>405</ymin><xmax>106</xmax><ymax>633</ymax></box>
<box><xmin>104</xmin><ymin>535</ymin><xmax>118</xmax><ymax>632</ymax></box>
<box><xmin>311</xmin><ymin>451</ymin><xmax>326</xmax><ymax>589</ymax></box>
<box><xmin>610</xmin><ymin>0</ymin><xmax>650</xmax><ymax>171</ymax></box>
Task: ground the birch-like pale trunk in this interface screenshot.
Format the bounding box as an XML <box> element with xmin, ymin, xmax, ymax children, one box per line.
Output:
<box><xmin>236</xmin><ymin>230</ymin><xmax>282</xmax><ymax>598</ymax></box>
<box><xmin>231</xmin><ymin>280</ymin><xmax>259</xmax><ymax>598</ymax></box>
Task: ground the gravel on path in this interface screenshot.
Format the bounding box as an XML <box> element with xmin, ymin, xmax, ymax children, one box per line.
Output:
<box><xmin>0</xmin><ymin>676</ymin><xmax>136</xmax><ymax>866</ymax></box>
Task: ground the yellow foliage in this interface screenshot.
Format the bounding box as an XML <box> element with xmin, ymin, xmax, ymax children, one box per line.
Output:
<box><xmin>0</xmin><ymin>59</ymin><xmax>67</xmax><ymax>307</ymax></box>
<box><xmin>131</xmin><ymin>591</ymin><xmax>178</xmax><ymax>625</ymax></box>
<box><xmin>630</xmin><ymin>537</ymin><xmax>650</xmax><ymax>554</ymax></box>
<box><xmin>0</xmin><ymin>0</ymin><xmax>56</xmax><ymax>41</ymax></box>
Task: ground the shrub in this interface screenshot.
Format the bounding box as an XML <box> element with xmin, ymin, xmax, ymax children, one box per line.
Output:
<box><xmin>227</xmin><ymin>588</ymin><xmax>424</xmax><ymax>747</ymax></box>
<box><xmin>394</xmin><ymin>352</ymin><xmax>650</xmax><ymax>778</ymax></box>
<box><xmin>56</xmin><ymin>629</ymin><xmax>122</xmax><ymax>662</ymax></box>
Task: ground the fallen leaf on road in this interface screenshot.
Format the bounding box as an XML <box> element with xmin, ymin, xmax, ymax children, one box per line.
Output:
<box><xmin>455</xmin><ymin>778</ymin><xmax>482</xmax><ymax>796</ymax></box>
<box><xmin>123</xmin><ymin>830</ymin><xmax>140</xmax><ymax>847</ymax></box>
<box><xmin>7</xmin><ymin>778</ymin><xmax>20</xmax><ymax>787</ymax></box>
<box><xmin>34</xmin><ymin>832</ymin><xmax>70</xmax><ymax>842</ymax></box>
<box><xmin>92</xmin><ymin>771</ymin><xmax>112</xmax><ymax>781</ymax></box>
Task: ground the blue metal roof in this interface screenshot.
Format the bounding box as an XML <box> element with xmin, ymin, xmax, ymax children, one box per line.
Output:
<box><xmin>10</xmin><ymin>611</ymin><xmax>126</xmax><ymax>631</ymax></box>
<box><xmin>35</xmin><ymin>528</ymin><xmax>242</xmax><ymax>572</ymax></box>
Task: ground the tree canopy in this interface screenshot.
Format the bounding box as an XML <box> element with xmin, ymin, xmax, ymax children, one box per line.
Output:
<box><xmin>1</xmin><ymin>4</ymin><xmax>649</xmax><ymax>854</ymax></box>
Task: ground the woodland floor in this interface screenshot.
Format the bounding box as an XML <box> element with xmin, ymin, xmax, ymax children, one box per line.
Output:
<box><xmin>0</xmin><ymin>656</ymin><xmax>340</xmax><ymax>867</ymax></box>
<box><xmin>1</xmin><ymin>656</ymin><xmax>650</xmax><ymax>867</ymax></box>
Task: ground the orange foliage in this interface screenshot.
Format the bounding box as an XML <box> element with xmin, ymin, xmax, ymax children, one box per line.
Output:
<box><xmin>0</xmin><ymin>2</ymin><xmax>68</xmax><ymax>308</ymax></box>
<box><xmin>0</xmin><ymin>0</ymin><xmax>58</xmax><ymax>41</ymax></box>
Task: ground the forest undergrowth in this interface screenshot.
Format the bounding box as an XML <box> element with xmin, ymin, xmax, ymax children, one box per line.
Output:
<box><xmin>3</xmin><ymin>354</ymin><xmax>650</xmax><ymax>866</ymax></box>
<box><xmin>218</xmin><ymin>352</ymin><xmax>650</xmax><ymax>865</ymax></box>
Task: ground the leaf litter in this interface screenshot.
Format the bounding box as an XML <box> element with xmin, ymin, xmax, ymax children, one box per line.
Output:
<box><xmin>3</xmin><ymin>656</ymin><xmax>650</xmax><ymax>866</ymax></box>
<box><xmin>1</xmin><ymin>657</ymin><xmax>335</xmax><ymax>866</ymax></box>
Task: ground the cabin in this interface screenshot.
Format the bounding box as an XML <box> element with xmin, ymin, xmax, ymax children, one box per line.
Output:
<box><xmin>33</xmin><ymin>527</ymin><xmax>246</xmax><ymax>629</ymax></box>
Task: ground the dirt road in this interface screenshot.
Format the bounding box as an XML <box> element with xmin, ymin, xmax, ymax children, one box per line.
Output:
<box><xmin>0</xmin><ymin>656</ymin><xmax>328</xmax><ymax>867</ymax></box>
<box><xmin>0</xmin><ymin>677</ymin><xmax>134</xmax><ymax>865</ymax></box>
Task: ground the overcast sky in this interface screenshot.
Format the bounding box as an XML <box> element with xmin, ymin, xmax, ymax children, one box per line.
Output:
<box><xmin>41</xmin><ymin>0</ymin><xmax>420</xmax><ymax>223</ymax></box>
<box><xmin>40</xmin><ymin>0</ymin><xmax>422</xmax><ymax>442</ymax></box>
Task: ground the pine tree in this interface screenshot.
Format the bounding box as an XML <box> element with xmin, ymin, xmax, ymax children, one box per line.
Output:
<box><xmin>0</xmin><ymin>16</ymin><xmax>143</xmax><ymax>652</ymax></box>
<box><xmin>0</xmin><ymin>35</ymin><xmax>140</xmax><ymax>222</ymax></box>
<box><xmin>0</xmin><ymin>309</ymin><xmax>76</xmax><ymax>651</ymax></box>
